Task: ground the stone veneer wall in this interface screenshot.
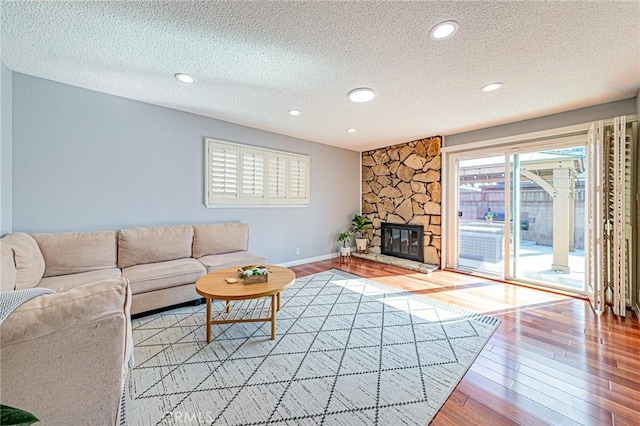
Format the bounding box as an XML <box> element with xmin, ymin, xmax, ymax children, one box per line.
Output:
<box><xmin>361</xmin><ymin>136</ymin><xmax>442</xmax><ymax>265</ymax></box>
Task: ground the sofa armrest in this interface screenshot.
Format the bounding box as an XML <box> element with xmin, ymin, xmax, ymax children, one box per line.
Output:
<box><xmin>0</xmin><ymin>278</ymin><xmax>132</xmax><ymax>426</ymax></box>
<box><xmin>1</xmin><ymin>278</ymin><xmax>131</xmax><ymax>348</ymax></box>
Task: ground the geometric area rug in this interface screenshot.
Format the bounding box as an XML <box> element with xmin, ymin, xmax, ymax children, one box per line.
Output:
<box><xmin>122</xmin><ymin>269</ymin><xmax>500</xmax><ymax>425</ymax></box>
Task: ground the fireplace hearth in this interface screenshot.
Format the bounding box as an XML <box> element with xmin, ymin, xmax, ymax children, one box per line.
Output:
<box><xmin>381</xmin><ymin>222</ymin><xmax>424</xmax><ymax>262</ymax></box>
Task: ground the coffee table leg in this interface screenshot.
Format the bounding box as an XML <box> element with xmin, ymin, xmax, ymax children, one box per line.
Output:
<box><xmin>277</xmin><ymin>292</ymin><xmax>281</xmax><ymax>311</ymax></box>
<box><xmin>270</xmin><ymin>294</ymin><xmax>277</xmax><ymax>340</ymax></box>
<box><xmin>225</xmin><ymin>300</ymin><xmax>230</xmax><ymax>313</ymax></box>
<box><xmin>206</xmin><ymin>298</ymin><xmax>212</xmax><ymax>343</ymax></box>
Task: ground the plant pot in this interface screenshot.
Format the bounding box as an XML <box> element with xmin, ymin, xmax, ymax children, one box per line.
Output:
<box><xmin>243</xmin><ymin>274</ymin><xmax>268</xmax><ymax>284</ymax></box>
<box><xmin>238</xmin><ymin>265</ymin><xmax>269</xmax><ymax>284</ymax></box>
<box><xmin>340</xmin><ymin>246</ymin><xmax>351</xmax><ymax>256</ymax></box>
<box><xmin>355</xmin><ymin>238</ymin><xmax>367</xmax><ymax>252</ymax></box>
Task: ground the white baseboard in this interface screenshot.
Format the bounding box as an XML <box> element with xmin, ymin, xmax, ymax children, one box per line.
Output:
<box><xmin>277</xmin><ymin>253</ymin><xmax>339</xmax><ymax>267</ymax></box>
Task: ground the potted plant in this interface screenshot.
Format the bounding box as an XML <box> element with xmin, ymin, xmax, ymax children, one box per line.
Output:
<box><xmin>351</xmin><ymin>214</ymin><xmax>372</xmax><ymax>252</ymax></box>
<box><xmin>237</xmin><ymin>265</ymin><xmax>270</xmax><ymax>284</ymax></box>
<box><xmin>337</xmin><ymin>231</ymin><xmax>351</xmax><ymax>256</ymax></box>
<box><xmin>484</xmin><ymin>211</ymin><xmax>494</xmax><ymax>223</ymax></box>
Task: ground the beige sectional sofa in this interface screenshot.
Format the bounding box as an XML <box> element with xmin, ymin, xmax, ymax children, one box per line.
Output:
<box><xmin>0</xmin><ymin>222</ymin><xmax>263</xmax><ymax>425</ymax></box>
<box><xmin>5</xmin><ymin>222</ymin><xmax>264</xmax><ymax>314</ymax></box>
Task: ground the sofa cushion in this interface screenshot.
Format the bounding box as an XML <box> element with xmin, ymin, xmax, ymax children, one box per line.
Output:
<box><xmin>198</xmin><ymin>251</ymin><xmax>267</xmax><ymax>273</ymax></box>
<box><xmin>37</xmin><ymin>268</ymin><xmax>122</xmax><ymax>293</ymax></box>
<box><xmin>1</xmin><ymin>242</ymin><xmax>17</xmax><ymax>291</ymax></box>
<box><xmin>33</xmin><ymin>231</ymin><xmax>118</xmax><ymax>277</ymax></box>
<box><xmin>1</xmin><ymin>233</ymin><xmax>45</xmax><ymax>289</ymax></box>
<box><xmin>193</xmin><ymin>223</ymin><xmax>249</xmax><ymax>258</ymax></box>
<box><xmin>122</xmin><ymin>258</ymin><xmax>205</xmax><ymax>295</ymax></box>
<box><xmin>118</xmin><ymin>225</ymin><xmax>194</xmax><ymax>268</ymax></box>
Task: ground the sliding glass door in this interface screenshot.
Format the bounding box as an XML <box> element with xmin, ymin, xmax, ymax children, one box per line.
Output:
<box><xmin>451</xmin><ymin>140</ymin><xmax>588</xmax><ymax>294</ymax></box>
<box><xmin>457</xmin><ymin>156</ymin><xmax>506</xmax><ymax>275</ymax></box>
<box><xmin>507</xmin><ymin>147</ymin><xmax>586</xmax><ymax>290</ymax></box>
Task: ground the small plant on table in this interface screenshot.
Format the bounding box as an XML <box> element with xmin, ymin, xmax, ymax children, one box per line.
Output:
<box><xmin>238</xmin><ymin>265</ymin><xmax>270</xmax><ymax>284</ymax></box>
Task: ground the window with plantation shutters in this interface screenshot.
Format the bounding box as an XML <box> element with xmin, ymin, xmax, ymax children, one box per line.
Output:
<box><xmin>205</xmin><ymin>138</ymin><xmax>309</xmax><ymax>207</ymax></box>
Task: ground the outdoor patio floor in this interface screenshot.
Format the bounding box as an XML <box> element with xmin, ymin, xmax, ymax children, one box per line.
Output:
<box><xmin>460</xmin><ymin>242</ymin><xmax>585</xmax><ymax>290</ymax></box>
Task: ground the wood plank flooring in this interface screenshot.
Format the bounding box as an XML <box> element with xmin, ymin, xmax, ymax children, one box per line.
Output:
<box><xmin>289</xmin><ymin>258</ymin><xmax>640</xmax><ymax>426</ymax></box>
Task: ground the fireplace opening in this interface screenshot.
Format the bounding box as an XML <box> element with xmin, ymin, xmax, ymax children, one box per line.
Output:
<box><xmin>381</xmin><ymin>222</ymin><xmax>424</xmax><ymax>262</ymax></box>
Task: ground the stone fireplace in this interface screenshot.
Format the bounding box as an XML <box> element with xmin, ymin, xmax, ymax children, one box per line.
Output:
<box><xmin>361</xmin><ymin>136</ymin><xmax>441</xmax><ymax>266</ymax></box>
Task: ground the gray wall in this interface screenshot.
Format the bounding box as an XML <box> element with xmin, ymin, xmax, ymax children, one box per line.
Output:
<box><xmin>0</xmin><ymin>61</ymin><xmax>12</xmax><ymax>236</ymax></box>
<box><xmin>445</xmin><ymin>97</ymin><xmax>637</xmax><ymax>147</ymax></box>
<box><xmin>11</xmin><ymin>73</ymin><xmax>361</xmax><ymax>264</ymax></box>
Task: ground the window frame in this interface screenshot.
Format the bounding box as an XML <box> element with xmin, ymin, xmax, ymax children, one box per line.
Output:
<box><xmin>205</xmin><ymin>138</ymin><xmax>310</xmax><ymax>207</ymax></box>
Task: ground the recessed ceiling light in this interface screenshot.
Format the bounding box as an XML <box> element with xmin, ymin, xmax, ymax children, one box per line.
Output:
<box><xmin>348</xmin><ymin>87</ymin><xmax>375</xmax><ymax>103</ymax></box>
<box><xmin>429</xmin><ymin>21</ymin><xmax>459</xmax><ymax>40</ymax></box>
<box><xmin>288</xmin><ymin>109</ymin><xmax>301</xmax><ymax>116</ymax></box>
<box><xmin>481</xmin><ymin>82</ymin><xmax>503</xmax><ymax>92</ymax></box>
<box><xmin>174</xmin><ymin>73</ymin><xmax>195</xmax><ymax>83</ymax></box>
<box><xmin>347</xmin><ymin>128</ymin><xmax>357</xmax><ymax>133</ymax></box>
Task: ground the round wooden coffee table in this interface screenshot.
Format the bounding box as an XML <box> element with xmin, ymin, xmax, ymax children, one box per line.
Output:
<box><xmin>195</xmin><ymin>265</ymin><xmax>295</xmax><ymax>342</ymax></box>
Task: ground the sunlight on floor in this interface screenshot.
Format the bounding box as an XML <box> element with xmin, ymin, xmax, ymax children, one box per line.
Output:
<box><xmin>328</xmin><ymin>275</ymin><xmax>496</xmax><ymax>325</ymax></box>
<box><xmin>363</xmin><ymin>271</ymin><xmax>574</xmax><ymax>316</ymax></box>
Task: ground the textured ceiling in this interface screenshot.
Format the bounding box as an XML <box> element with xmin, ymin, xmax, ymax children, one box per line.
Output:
<box><xmin>2</xmin><ymin>1</ymin><xmax>639</xmax><ymax>151</ymax></box>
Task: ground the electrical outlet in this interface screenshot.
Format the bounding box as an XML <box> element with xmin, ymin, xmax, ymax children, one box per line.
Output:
<box><xmin>295</xmin><ymin>247</ymin><xmax>300</xmax><ymax>255</ymax></box>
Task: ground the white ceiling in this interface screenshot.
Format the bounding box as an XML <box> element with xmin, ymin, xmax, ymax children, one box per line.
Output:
<box><xmin>2</xmin><ymin>1</ymin><xmax>639</xmax><ymax>152</ymax></box>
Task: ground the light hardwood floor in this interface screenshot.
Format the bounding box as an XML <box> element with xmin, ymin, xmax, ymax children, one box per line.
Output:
<box><xmin>290</xmin><ymin>258</ymin><xmax>640</xmax><ymax>425</ymax></box>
